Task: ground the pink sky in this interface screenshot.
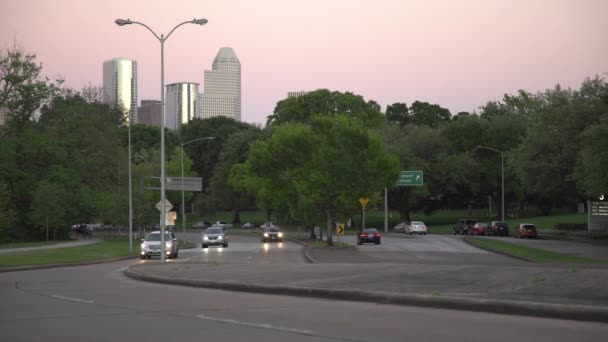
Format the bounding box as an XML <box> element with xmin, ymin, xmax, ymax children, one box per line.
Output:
<box><xmin>2</xmin><ymin>0</ymin><xmax>607</xmax><ymax>124</ymax></box>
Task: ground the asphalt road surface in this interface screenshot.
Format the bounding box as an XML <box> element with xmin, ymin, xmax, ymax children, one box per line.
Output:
<box><xmin>2</xmin><ymin>234</ymin><xmax>608</xmax><ymax>341</ymax></box>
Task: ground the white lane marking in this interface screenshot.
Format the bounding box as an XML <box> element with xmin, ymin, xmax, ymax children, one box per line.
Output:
<box><xmin>51</xmin><ymin>295</ymin><xmax>94</xmax><ymax>304</ymax></box>
<box><xmin>196</xmin><ymin>314</ymin><xmax>313</xmax><ymax>335</ymax></box>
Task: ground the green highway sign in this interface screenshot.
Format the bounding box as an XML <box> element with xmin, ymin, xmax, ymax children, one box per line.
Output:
<box><xmin>396</xmin><ymin>171</ymin><xmax>423</xmax><ymax>186</ymax></box>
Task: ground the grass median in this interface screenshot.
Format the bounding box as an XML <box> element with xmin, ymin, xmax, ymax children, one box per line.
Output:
<box><xmin>0</xmin><ymin>238</ymin><xmax>138</xmax><ymax>268</ymax></box>
<box><xmin>466</xmin><ymin>237</ymin><xmax>605</xmax><ymax>264</ymax></box>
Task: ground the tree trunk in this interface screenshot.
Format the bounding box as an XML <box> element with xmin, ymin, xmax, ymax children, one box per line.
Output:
<box><xmin>266</xmin><ymin>209</ymin><xmax>273</xmax><ymax>222</ymax></box>
<box><xmin>325</xmin><ymin>208</ymin><xmax>334</xmax><ymax>246</ymax></box>
<box><xmin>232</xmin><ymin>208</ymin><xmax>241</xmax><ymax>224</ymax></box>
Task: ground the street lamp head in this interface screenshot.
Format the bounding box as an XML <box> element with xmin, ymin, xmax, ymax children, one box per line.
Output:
<box><xmin>192</xmin><ymin>18</ymin><xmax>208</xmax><ymax>25</ymax></box>
<box><xmin>115</xmin><ymin>19</ymin><xmax>132</xmax><ymax>26</ymax></box>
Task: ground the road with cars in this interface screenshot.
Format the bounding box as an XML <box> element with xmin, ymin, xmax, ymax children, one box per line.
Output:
<box><xmin>2</xmin><ymin>232</ymin><xmax>608</xmax><ymax>341</ymax></box>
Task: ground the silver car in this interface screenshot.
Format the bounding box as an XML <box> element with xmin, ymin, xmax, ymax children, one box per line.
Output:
<box><xmin>202</xmin><ymin>226</ymin><xmax>229</xmax><ymax>248</ymax></box>
<box><xmin>140</xmin><ymin>231</ymin><xmax>179</xmax><ymax>259</ymax></box>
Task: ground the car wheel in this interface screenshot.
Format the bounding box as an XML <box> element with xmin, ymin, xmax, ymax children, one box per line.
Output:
<box><xmin>202</xmin><ymin>244</ymin><xmax>208</xmax><ymax>248</ymax></box>
<box><xmin>223</xmin><ymin>243</ymin><xmax>228</xmax><ymax>248</ymax></box>
<box><xmin>141</xmin><ymin>255</ymin><xmax>146</xmax><ymax>260</ymax></box>
<box><xmin>357</xmin><ymin>241</ymin><xmax>362</xmax><ymax>245</ymax></box>
<box><xmin>174</xmin><ymin>251</ymin><xmax>179</xmax><ymax>258</ymax></box>
<box><xmin>423</xmin><ymin>232</ymin><xmax>427</xmax><ymax>235</ymax></box>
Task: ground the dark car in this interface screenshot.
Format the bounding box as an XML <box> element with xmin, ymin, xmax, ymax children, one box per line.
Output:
<box><xmin>487</xmin><ymin>221</ymin><xmax>509</xmax><ymax>237</ymax></box>
<box><xmin>357</xmin><ymin>228</ymin><xmax>381</xmax><ymax>245</ymax></box>
<box><xmin>453</xmin><ymin>219</ymin><xmax>477</xmax><ymax>235</ymax></box>
<box><xmin>515</xmin><ymin>223</ymin><xmax>537</xmax><ymax>239</ymax></box>
<box><xmin>468</xmin><ymin>223</ymin><xmax>487</xmax><ymax>236</ymax></box>
<box><xmin>261</xmin><ymin>227</ymin><xmax>283</xmax><ymax>242</ymax></box>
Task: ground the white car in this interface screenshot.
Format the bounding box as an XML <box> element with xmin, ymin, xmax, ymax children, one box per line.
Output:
<box><xmin>140</xmin><ymin>231</ymin><xmax>179</xmax><ymax>259</ymax></box>
<box><xmin>214</xmin><ymin>221</ymin><xmax>233</xmax><ymax>229</ymax></box>
<box><xmin>394</xmin><ymin>222</ymin><xmax>406</xmax><ymax>233</ymax></box>
<box><xmin>406</xmin><ymin>221</ymin><xmax>427</xmax><ymax>235</ymax></box>
<box><xmin>202</xmin><ymin>226</ymin><xmax>229</xmax><ymax>248</ymax></box>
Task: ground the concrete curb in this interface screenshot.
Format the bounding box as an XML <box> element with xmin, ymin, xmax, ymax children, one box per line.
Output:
<box><xmin>0</xmin><ymin>255</ymin><xmax>138</xmax><ymax>273</ymax></box>
<box><xmin>124</xmin><ymin>265</ymin><xmax>608</xmax><ymax>323</ymax></box>
<box><xmin>287</xmin><ymin>238</ymin><xmax>318</xmax><ymax>264</ymax></box>
<box><xmin>461</xmin><ymin>237</ymin><xmax>534</xmax><ymax>262</ymax></box>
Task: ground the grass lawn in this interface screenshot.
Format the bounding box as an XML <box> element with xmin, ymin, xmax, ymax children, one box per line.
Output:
<box><xmin>466</xmin><ymin>237</ymin><xmax>604</xmax><ymax>264</ymax></box>
<box><xmin>0</xmin><ymin>240</ymin><xmax>71</xmax><ymax>249</ymax></box>
<box><xmin>0</xmin><ymin>238</ymin><xmax>138</xmax><ymax>268</ymax></box>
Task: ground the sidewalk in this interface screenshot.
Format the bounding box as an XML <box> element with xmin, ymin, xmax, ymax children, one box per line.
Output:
<box><xmin>0</xmin><ymin>239</ymin><xmax>101</xmax><ymax>254</ymax></box>
<box><xmin>126</xmin><ymin>246</ymin><xmax>608</xmax><ymax>322</ymax></box>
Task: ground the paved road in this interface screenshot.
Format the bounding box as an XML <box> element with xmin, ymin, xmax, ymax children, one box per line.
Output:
<box><xmin>2</xmin><ymin>260</ymin><xmax>608</xmax><ymax>341</ymax></box>
<box><xmin>482</xmin><ymin>236</ymin><xmax>608</xmax><ymax>261</ymax></box>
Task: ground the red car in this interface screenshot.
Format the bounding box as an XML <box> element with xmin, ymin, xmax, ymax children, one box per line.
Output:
<box><xmin>468</xmin><ymin>223</ymin><xmax>487</xmax><ymax>236</ymax></box>
<box><xmin>515</xmin><ymin>223</ymin><xmax>537</xmax><ymax>239</ymax></box>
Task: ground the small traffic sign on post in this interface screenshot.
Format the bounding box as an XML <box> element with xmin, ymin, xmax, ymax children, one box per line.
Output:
<box><xmin>395</xmin><ymin>171</ymin><xmax>424</xmax><ymax>186</ymax></box>
<box><xmin>336</xmin><ymin>224</ymin><xmax>345</xmax><ymax>235</ymax></box>
<box><xmin>359</xmin><ymin>197</ymin><xmax>369</xmax><ymax>207</ymax></box>
<box><xmin>155</xmin><ymin>199</ymin><xmax>173</xmax><ymax>213</ymax></box>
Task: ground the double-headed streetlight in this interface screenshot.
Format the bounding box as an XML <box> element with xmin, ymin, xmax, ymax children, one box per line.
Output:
<box><xmin>116</xmin><ymin>18</ymin><xmax>208</xmax><ymax>261</ymax></box>
<box><xmin>474</xmin><ymin>145</ymin><xmax>505</xmax><ymax>222</ymax></box>
<box><xmin>181</xmin><ymin>137</ymin><xmax>215</xmax><ymax>233</ymax></box>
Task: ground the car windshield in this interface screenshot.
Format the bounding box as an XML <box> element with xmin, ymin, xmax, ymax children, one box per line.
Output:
<box><xmin>205</xmin><ymin>228</ymin><xmax>223</xmax><ymax>234</ymax></box>
<box><xmin>412</xmin><ymin>221</ymin><xmax>424</xmax><ymax>225</ymax></box>
<box><xmin>523</xmin><ymin>225</ymin><xmax>536</xmax><ymax>230</ymax></box>
<box><xmin>362</xmin><ymin>229</ymin><xmax>378</xmax><ymax>234</ymax></box>
<box><xmin>145</xmin><ymin>233</ymin><xmax>171</xmax><ymax>241</ymax></box>
<box><xmin>266</xmin><ymin>228</ymin><xmax>279</xmax><ymax>232</ymax></box>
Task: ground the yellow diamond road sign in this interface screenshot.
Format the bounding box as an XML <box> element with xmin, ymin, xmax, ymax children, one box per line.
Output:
<box><xmin>359</xmin><ymin>197</ymin><xmax>369</xmax><ymax>207</ymax></box>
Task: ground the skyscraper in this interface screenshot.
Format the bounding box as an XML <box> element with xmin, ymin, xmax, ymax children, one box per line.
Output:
<box><xmin>137</xmin><ymin>100</ymin><xmax>162</xmax><ymax>127</ymax></box>
<box><xmin>103</xmin><ymin>58</ymin><xmax>138</xmax><ymax>124</ymax></box>
<box><xmin>200</xmin><ymin>47</ymin><xmax>241</xmax><ymax>121</ymax></box>
<box><xmin>165</xmin><ymin>82</ymin><xmax>199</xmax><ymax>130</ymax></box>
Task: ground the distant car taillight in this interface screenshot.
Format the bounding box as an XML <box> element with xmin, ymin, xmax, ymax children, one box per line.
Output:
<box><xmin>360</xmin><ymin>234</ymin><xmax>368</xmax><ymax>237</ymax></box>
<box><xmin>373</xmin><ymin>233</ymin><xmax>381</xmax><ymax>237</ymax></box>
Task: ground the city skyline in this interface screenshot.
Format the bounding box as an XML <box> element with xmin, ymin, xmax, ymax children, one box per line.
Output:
<box><xmin>2</xmin><ymin>0</ymin><xmax>607</xmax><ymax>125</ymax></box>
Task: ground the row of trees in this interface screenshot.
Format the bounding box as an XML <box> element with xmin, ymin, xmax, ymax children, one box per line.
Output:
<box><xmin>1</xmin><ymin>44</ymin><xmax>607</xmax><ymax>243</ymax></box>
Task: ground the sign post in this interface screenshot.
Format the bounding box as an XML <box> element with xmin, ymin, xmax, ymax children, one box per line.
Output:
<box><xmin>359</xmin><ymin>197</ymin><xmax>369</xmax><ymax>230</ymax></box>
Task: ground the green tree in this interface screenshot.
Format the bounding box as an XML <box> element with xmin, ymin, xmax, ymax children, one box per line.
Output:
<box><xmin>237</xmin><ymin>115</ymin><xmax>399</xmax><ymax>245</ymax></box>
<box><xmin>0</xmin><ymin>44</ymin><xmax>57</xmax><ymax>132</ymax></box>
<box><xmin>29</xmin><ymin>181</ymin><xmax>68</xmax><ymax>240</ymax></box>
<box><xmin>385</xmin><ymin>102</ymin><xmax>409</xmax><ymax>127</ymax></box>
<box><xmin>266</xmin><ymin>89</ymin><xmax>384</xmax><ymax>127</ymax></box>
<box><xmin>409</xmin><ymin>101</ymin><xmax>451</xmax><ymax>127</ymax></box>
<box><xmin>576</xmin><ymin>123</ymin><xmax>608</xmax><ymax>196</ymax></box>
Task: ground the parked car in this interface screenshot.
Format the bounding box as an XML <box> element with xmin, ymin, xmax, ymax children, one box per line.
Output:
<box><xmin>192</xmin><ymin>221</ymin><xmax>211</xmax><ymax>229</ymax></box>
<box><xmin>202</xmin><ymin>226</ymin><xmax>229</xmax><ymax>248</ymax></box>
<box><xmin>357</xmin><ymin>228</ymin><xmax>381</xmax><ymax>245</ymax></box>
<box><xmin>487</xmin><ymin>221</ymin><xmax>509</xmax><ymax>237</ymax></box>
<box><xmin>394</xmin><ymin>222</ymin><xmax>406</xmax><ymax>233</ymax></box>
<box><xmin>241</xmin><ymin>222</ymin><xmax>256</xmax><ymax>229</ymax></box>
<box><xmin>140</xmin><ymin>231</ymin><xmax>179</xmax><ymax>259</ymax></box>
<box><xmin>453</xmin><ymin>219</ymin><xmax>477</xmax><ymax>235</ymax></box>
<box><xmin>214</xmin><ymin>221</ymin><xmax>233</xmax><ymax>229</ymax></box>
<box><xmin>515</xmin><ymin>223</ymin><xmax>537</xmax><ymax>239</ymax></box>
<box><xmin>261</xmin><ymin>226</ymin><xmax>283</xmax><ymax>242</ymax></box>
<box><xmin>406</xmin><ymin>221</ymin><xmax>427</xmax><ymax>235</ymax></box>
<box><xmin>468</xmin><ymin>223</ymin><xmax>488</xmax><ymax>236</ymax></box>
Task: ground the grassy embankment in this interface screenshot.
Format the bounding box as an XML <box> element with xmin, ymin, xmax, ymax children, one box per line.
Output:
<box><xmin>0</xmin><ymin>236</ymin><xmax>195</xmax><ymax>268</ymax></box>
<box><xmin>465</xmin><ymin>237</ymin><xmax>604</xmax><ymax>264</ymax></box>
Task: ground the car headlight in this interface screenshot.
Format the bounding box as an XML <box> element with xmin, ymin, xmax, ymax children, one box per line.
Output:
<box><xmin>278</xmin><ymin>232</ymin><xmax>283</xmax><ymax>237</ymax></box>
<box><xmin>140</xmin><ymin>243</ymin><xmax>146</xmax><ymax>249</ymax></box>
<box><xmin>217</xmin><ymin>235</ymin><xmax>223</xmax><ymax>240</ymax></box>
<box><xmin>203</xmin><ymin>236</ymin><xmax>209</xmax><ymax>241</ymax></box>
<box><xmin>264</xmin><ymin>233</ymin><xmax>269</xmax><ymax>237</ymax></box>
<box><xmin>165</xmin><ymin>242</ymin><xmax>172</xmax><ymax>249</ymax></box>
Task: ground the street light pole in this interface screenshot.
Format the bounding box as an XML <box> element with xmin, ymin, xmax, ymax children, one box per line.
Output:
<box><xmin>116</xmin><ymin>18</ymin><xmax>208</xmax><ymax>262</ymax></box>
<box><xmin>181</xmin><ymin>137</ymin><xmax>214</xmax><ymax>233</ymax></box>
<box><xmin>475</xmin><ymin>145</ymin><xmax>505</xmax><ymax>222</ymax></box>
